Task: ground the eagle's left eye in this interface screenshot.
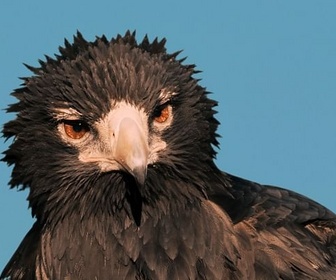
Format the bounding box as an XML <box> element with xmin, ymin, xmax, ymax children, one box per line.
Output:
<box><xmin>153</xmin><ymin>105</ymin><xmax>171</xmax><ymax>124</ymax></box>
<box><xmin>63</xmin><ymin>120</ymin><xmax>90</xmax><ymax>139</ymax></box>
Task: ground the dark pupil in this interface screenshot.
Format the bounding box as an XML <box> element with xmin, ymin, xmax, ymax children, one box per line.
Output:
<box><xmin>72</xmin><ymin>122</ymin><xmax>83</xmax><ymax>132</ymax></box>
<box><xmin>153</xmin><ymin>105</ymin><xmax>164</xmax><ymax>118</ymax></box>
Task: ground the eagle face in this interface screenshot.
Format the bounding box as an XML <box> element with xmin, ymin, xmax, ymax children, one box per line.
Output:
<box><xmin>3</xmin><ymin>32</ymin><xmax>219</xmax><ymax>222</ymax></box>
<box><xmin>57</xmin><ymin>90</ymin><xmax>170</xmax><ymax>186</ymax></box>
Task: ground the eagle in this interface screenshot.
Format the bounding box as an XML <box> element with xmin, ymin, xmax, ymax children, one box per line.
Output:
<box><xmin>1</xmin><ymin>31</ymin><xmax>336</xmax><ymax>280</ymax></box>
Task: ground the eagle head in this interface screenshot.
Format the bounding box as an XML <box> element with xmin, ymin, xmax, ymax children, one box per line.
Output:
<box><xmin>3</xmin><ymin>31</ymin><xmax>221</xmax><ymax>225</ymax></box>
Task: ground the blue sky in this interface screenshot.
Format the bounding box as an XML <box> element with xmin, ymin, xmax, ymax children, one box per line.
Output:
<box><xmin>1</xmin><ymin>0</ymin><xmax>335</xmax><ymax>270</ymax></box>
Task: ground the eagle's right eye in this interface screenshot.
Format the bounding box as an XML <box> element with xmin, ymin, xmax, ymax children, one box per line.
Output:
<box><xmin>63</xmin><ymin>120</ymin><xmax>90</xmax><ymax>140</ymax></box>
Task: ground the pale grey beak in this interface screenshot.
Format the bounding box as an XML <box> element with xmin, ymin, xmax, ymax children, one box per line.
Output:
<box><xmin>113</xmin><ymin>113</ymin><xmax>148</xmax><ymax>187</ymax></box>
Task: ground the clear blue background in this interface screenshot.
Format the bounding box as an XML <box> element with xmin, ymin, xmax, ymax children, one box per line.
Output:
<box><xmin>1</xmin><ymin>0</ymin><xmax>335</xmax><ymax>270</ymax></box>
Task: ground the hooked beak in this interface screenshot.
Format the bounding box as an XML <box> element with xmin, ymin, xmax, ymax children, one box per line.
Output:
<box><xmin>113</xmin><ymin>115</ymin><xmax>148</xmax><ymax>186</ymax></box>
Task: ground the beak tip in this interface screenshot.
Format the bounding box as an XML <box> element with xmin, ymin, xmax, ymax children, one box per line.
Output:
<box><xmin>131</xmin><ymin>166</ymin><xmax>147</xmax><ymax>187</ymax></box>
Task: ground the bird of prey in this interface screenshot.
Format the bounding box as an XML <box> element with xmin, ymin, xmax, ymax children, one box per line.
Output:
<box><xmin>1</xmin><ymin>31</ymin><xmax>336</xmax><ymax>280</ymax></box>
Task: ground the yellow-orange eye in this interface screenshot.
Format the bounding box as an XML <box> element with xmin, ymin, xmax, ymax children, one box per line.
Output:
<box><xmin>154</xmin><ymin>105</ymin><xmax>170</xmax><ymax>123</ymax></box>
<box><xmin>63</xmin><ymin>120</ymin><xmax>89</xmax><ymax>139</ymax></box>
